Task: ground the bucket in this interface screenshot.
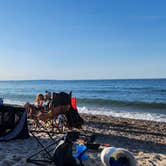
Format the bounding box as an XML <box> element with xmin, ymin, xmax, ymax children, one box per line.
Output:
<box><xmin>100</xmin><ymin>147</ymin><xmax>137</xmax><ymax>166</ymax></box>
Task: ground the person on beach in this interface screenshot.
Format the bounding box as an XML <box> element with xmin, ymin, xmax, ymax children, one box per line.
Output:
<box><xmin>34</xmin><ymin>93</ymin><xmax>45</xmax><ymax>112</ymax></box>
<box><xmin>24</xmin><ymin>93</ymin><xmax>46</xmax><ymax>114</ymax></box>
<box><xmin>44</xmin><ymin>91</ymin><xmax>52</xmax><ymax>101</ymax></box>
<box><xmin>44</xmin><ymin>91</ymin><xmax>52</xmax><ymax>110</ymax></box>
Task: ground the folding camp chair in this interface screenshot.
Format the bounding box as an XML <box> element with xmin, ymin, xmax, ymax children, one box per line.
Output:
<box><xmin>27</xmin><ymin>131</ymin><xmax>96</xmax><ymax>166</ymax></box>
<box><xmin>27</xmin><ymin>131</ymin><xmax>80</xmax><ymax>165</ymax></box>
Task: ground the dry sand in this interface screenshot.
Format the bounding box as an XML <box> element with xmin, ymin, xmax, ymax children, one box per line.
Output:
<box><xmin>0</xmin><ymin>113</ymin><xmax>166</xmax><ymax>166</ymax></box>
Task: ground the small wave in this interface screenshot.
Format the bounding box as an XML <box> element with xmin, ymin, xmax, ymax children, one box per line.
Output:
<box><xmin>78</xmin><ymin>106</ymin><xmax>166</xmax><ymax>122</ymax></box>
<box><xmin>2</xmin><ymin>98</ymin><xmax>166</xmax><ymax>122</ymax></box>
<box><xmin>77</xmin><ymin>98</ymin><xmax>166</xmax><ymax>110</ymax></box>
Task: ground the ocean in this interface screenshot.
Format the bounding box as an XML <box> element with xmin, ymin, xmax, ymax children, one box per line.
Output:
<box><xmin>0</xmin><ymin>79</ymin><xmax>166</xmax><ymax>122</ymax></box>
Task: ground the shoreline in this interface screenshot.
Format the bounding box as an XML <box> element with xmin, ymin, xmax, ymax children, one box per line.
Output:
<box><xmin>0</xmin><ymin>113</ymin><xmax>166</xmax><ymax>165</ymax></box>
<box><xmin>3</xmin><ymin>102</ymin><xmax>166</xmax><ymax>122</ymax></box>
<box><xmin>78</xmin><ymin>108</ymin><xmax>166</xmax><ymax>123</ymax></box>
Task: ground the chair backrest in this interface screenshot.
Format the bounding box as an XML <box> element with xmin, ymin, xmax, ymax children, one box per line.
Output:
<box><xmin>52</xmin><ymin>92</ymin><xmax>71</xmax><ymax>107</ymax></box>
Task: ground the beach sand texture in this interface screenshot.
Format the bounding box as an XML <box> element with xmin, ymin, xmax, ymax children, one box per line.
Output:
<box><xmin>0</xmin><ymin>114</ymin><xmax>166</xmax><ymax>166</ymax></box>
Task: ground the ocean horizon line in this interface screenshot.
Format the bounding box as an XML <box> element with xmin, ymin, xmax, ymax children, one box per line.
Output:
<box><xmin>0</xmin><ymin>78</ymin><xmax>166</xmax><ymax>82</ymax></box>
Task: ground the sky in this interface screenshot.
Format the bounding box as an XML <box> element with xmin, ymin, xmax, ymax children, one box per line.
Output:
<box><xmin>0</xmin><ymin>0</ymin><xmax>166</xmax><ymax>80</ymax></box>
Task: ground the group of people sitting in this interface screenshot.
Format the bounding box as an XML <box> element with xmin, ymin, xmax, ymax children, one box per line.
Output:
<box><xmin>24</xmin><ymin>91</ymin><xmax>52</xmax><ymax>115</ymax></box>
<box><xmin>24</xmin><ymin>91</ymin><xmax>68</xmax><ymax>131</ymax></box>
<box><xmin>33</xmin><ymin>91</ymin><xmax>52</xmax><ymax>113</ymax></box>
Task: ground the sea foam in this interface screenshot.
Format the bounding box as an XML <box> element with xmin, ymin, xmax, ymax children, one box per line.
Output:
<box><xmin>78</xmin><ymin>106</ymin><xmax>166</xmax><ymax>122</ymax></box>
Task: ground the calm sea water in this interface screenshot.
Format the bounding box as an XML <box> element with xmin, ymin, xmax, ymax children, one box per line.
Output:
<box><xmin>0</xmin><ymin>79</ymin><xmax>166</xmax><ymax>122</ymax></box>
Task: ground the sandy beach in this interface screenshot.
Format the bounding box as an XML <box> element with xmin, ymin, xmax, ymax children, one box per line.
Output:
<box><xmin>0</xmin><ymin>113</ymin><xmax>166</xmax><ymax>166</ymax></box>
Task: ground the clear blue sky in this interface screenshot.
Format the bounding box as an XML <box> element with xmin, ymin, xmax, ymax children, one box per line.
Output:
<box><xmin>0</xmin><ymin>0</ymin><xmax>166</xmax><ymax>80</ymax></box>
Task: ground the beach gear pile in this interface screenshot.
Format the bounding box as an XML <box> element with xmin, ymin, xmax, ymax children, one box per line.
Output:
<box><xmin>53</xmin><ymin>131</ymin><xmax>88</xmax><ymax>166</ymax></box>
<box><xmin>0</xmin><ymin>95</ymin><xmax>137</xmax><ymax>166</ymax></box>
<box><xmin>27</xmin><ymin>131</ymin><xmax>90</xmax><ymax>166</ymax></box>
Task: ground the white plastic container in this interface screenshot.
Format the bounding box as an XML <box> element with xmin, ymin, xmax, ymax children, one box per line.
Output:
<box><xmin>100</xmin><ymin>147</ymin><xmax>137</xmax><ymax>166</ymax></box>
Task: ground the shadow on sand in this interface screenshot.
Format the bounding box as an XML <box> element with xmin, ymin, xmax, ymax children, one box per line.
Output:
<box><xmin>83</xmin><ymin>120</ymin><xmax>166</xmax><ymax>155</ymax></box>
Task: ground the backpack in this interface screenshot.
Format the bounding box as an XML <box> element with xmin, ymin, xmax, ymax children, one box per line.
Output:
<box><xmin>66</xmin><ymin>106</ymin><xmax>84</xmax><ymax>128</ymax></box>
<box><xmin>53</xmin><ymin>140</ymin><xmax>79</xmax><ymax>166</ymax></box>
<box><xmin>53</xmin><ymin>132</ymin><xmax>81</xmax><ymax>166</ymax></box>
